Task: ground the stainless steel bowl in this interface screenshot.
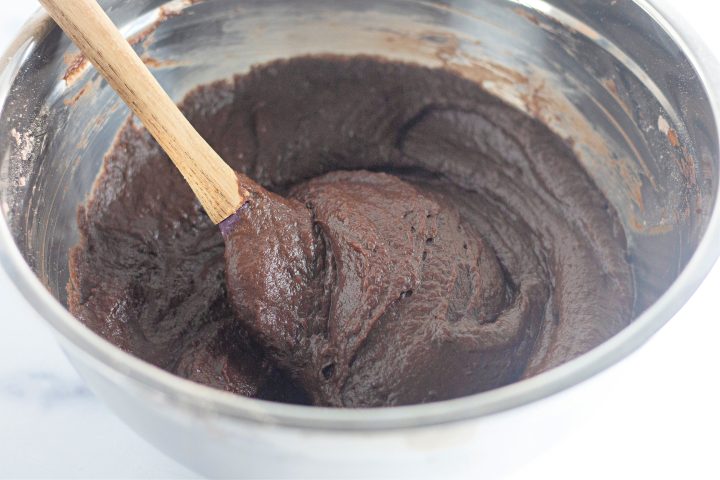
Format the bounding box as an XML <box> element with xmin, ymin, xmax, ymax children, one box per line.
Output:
<box><xmin>1</xmin><ymin>0</ymin><xmax>718</xmax><ymax>476</ymax></box>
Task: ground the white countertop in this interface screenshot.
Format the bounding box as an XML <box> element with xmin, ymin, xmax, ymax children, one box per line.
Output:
<box><xmin>1</xmin><ymin>2</ymin><xmax>719</xmax><ymax>479</ymax></box>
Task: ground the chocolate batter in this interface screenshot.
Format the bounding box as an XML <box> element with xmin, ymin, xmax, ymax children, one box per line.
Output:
<box><xmin>68</xmin><ymin>56</ymin><xmax>634</xmax><ymax>407</ymax></box>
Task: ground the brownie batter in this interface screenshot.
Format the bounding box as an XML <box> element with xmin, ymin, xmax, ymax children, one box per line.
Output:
<box><xmin>68</xmin><ymin>56</ymin><xmax>634</xmax><ymax>407</ymax></box>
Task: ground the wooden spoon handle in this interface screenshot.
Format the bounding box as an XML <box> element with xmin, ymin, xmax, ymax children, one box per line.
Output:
<box><xmin>39</xmin><ymin>0</ymin><xmax>249</xmax><ymax>224</ymax></box>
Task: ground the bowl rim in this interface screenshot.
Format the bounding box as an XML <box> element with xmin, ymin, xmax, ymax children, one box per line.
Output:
<box><xmin>1</xmin><ymin>0</ymin><xmax>719</xmax><ymax>431</ymax></box>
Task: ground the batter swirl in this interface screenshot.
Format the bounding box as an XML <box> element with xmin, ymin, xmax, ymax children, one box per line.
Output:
<box><xmin>69</xmin><ymin>56</ymin><xmax>633</xmax><ymax>407</ymax></box>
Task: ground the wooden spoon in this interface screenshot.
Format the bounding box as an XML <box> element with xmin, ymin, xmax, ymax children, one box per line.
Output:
<box><xmin>39</xmin><ymin>0</ymin><xmax>257</xmax><ymax>225</ymax></box>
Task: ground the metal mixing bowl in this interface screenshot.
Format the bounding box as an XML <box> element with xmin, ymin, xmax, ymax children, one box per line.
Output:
<box><xmin>1</xmin><ymin>0</ymin><xmax>718</xmax><ymax>476</ymax></box>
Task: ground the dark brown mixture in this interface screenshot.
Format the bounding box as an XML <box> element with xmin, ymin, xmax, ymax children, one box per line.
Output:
<box><xmin>68</xmin><ymin>56</ymin><xmax>633</xmax><ymax>407</ymax></box>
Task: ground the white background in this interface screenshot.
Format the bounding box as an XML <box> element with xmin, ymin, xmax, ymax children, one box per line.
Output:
<box><xmin>1</xmin><ymin>1</ymin><xmax>719</xmax><ymax>479</ymax></box>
